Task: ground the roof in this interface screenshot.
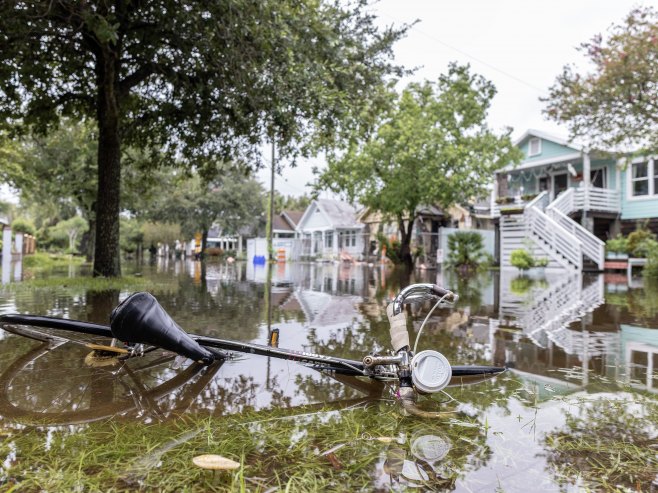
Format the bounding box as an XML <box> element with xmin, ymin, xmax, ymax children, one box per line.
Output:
<box><xmin>298</xmin><ymin>199</ymin><xmax>362</xmax><ymax>230</ymax></box>
<box><xmin>282</xmin><ymin>210</ymin><xmax>303</xmax><ymax>228</ymax></box>
<box><xmin>317</xmin><ymin>199</ymin><xmax>360</xmax><ymax>228</ymax></box>
<box><xmin>272</xmin><ymin>214</ymin><xmax>293</xmax><ymax>232</ymax></box>
<box><xmin>514</xmin><ymin>129</ymin><xmax>585</xmax><ymax>152</ymax></box>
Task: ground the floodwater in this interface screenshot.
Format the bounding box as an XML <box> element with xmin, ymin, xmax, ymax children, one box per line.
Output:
<box><xmin>0</xmin><ymin>258</ymin><xmax>656</xmax><ymax>491</ymax></box>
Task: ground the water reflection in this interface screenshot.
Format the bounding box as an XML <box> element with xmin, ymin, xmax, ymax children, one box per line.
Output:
<box><xmin>0</xmin><ymin>259</ymin><xmax>657</xmax><ymax>491</ymax></box>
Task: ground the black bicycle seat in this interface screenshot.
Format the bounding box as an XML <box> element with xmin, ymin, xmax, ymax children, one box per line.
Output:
<box><xmin>110</xmin><ymin>292</ymin><xmax>216</xmax><ymax>365</ymax></box>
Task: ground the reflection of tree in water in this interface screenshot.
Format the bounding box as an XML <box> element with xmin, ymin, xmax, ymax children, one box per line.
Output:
<box><xmin>543</xmin><ymin>395</ymin><xmax>658</xmax><ymax>490</ymax></box>
<box><xmin>605</xmin><ymin>282</ymin><xmax>658</xmax><ymax>327</ymax></box>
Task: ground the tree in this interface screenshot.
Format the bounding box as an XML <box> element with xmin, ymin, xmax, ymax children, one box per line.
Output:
<box><xmin>316</xmin><ymin>64</ymin><xmax>521</xmax><ymax>268</ymax></box>
<box><xmin>0</xmin><ymin>1</ymin><xmax>406</xmax><ymax>277</ymax></box>
<box><xmin>0</xmin><ymin>121</ymin><xmax>98</xmax><ymax>257</ymax></box>
<box><xmin>49</xmin><ymin>216</ymin><xmax>89</xmax><ymax>253</ymax></box>
<box><xmin>543</xmin><ymin>7</ymin><xmax>658</xmax><ymax>151</ymax></box>
<box><xmin>146</xmin><ymin>170</ymin><xmax>265</xmax><ymax>252</ymax></box>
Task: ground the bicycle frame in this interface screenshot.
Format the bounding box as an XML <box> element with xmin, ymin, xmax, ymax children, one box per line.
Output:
<box><xmin>0</xmin><ymin>313</ymin><xmax>503</xmax><ymax>382</ymax></box>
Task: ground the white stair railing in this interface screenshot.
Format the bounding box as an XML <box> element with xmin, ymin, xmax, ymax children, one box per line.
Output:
<box><xmin>546</xmin><ymin>188</ymin><xmax>605</xmax><ymax>269</ymax></box>
<box><xmin>547</xmin><ymin>208</ymin><xmax>605</xmax><ymax>269</ymax></box>
<box><xmin>524</xmin><ymin>193</ymin><xmax>582</xmax><ymax>271</ymax></box>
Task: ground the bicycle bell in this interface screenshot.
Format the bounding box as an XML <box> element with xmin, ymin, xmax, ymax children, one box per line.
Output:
<box><xmin>410</xmin><ymin>350</ymin><xmax>452</xmax><ymax>393</ymax></box>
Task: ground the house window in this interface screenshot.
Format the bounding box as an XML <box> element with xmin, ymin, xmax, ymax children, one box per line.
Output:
<box><xmin>325</xmin><ymin>233</ymin><xmax>333</xmax><ymax>248</ymax></box>
<box><xmin>631</xmin><ymin>161</ymin><xmax>650</xmax><ymax>196</ymax></box>
<box><xmin>529</xmin><ymin>138</ymin><xmax>542</xmax><ymax>157</ymax></box>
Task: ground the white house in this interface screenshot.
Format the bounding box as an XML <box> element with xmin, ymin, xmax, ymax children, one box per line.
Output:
<box><xmin>296</xmin><ymin>199</ymin><xmax>364</xmax><ymax>261</ymax></box>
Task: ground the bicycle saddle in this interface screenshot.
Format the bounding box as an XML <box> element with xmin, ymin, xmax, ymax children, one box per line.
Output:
<box><xmin>110</xmin><ymin>292</ymin><xmax>216</xmax><ymax>365</ymax></box>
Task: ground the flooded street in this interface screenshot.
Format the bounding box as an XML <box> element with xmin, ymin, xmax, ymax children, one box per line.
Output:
<box><xmin>0</xmin><ymin>259</ymin><xmax>656</xmax><ymax>491</ymax></box>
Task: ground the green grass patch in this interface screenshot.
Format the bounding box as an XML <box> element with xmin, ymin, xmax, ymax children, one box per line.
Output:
<box><xmin>1</xmin><ymin>275</ymin><xmax>166</xmax><ymax>294</ymax></box>
<box><xmin>0</xmin><ymin>402</ymin><xmax>486</xmax><ymax>492</ymax></box>
<box><xmin>22</xmin><ymin>252</ymin><xmax>86</xmax><ymax>271</ymax></box>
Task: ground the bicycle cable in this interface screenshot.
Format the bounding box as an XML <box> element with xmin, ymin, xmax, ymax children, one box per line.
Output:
<box><xmin>412</xmin><ymin>293</ymin><xmax>450</xmax><ymax>355</ymax></box>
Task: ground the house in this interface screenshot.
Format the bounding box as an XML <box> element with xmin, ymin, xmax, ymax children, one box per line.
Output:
<box><xmin>296</xmin><ymin>199</ymin><xmax>364</xmax><ymax>261</ymax></box>
<box><xmin>494</xmin><ymin>129</ymin><xmax>658</xmax><ymax>271</ymax></box>
<box><xmin>273</xmin><ymin>210</ymin><xmax>303</xmax><ymax>239</ymax></box>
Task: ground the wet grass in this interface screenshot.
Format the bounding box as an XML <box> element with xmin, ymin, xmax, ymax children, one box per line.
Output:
<box><xmin>0</xmin><ymin>402</ymin><xmax>487</xmax><ymax>492</ymax></box>
<box><xmin>544</xmin><ymin>394</ymin><xmax>658</xmax><ymax>491</ymax></box>
<box><xmin>4</xmin><ymin>275</ymin><xmax>154</xmax><ymax>292</ymax></box>
<box><xmin>22</xmin><ymin>252</ymin><xmax>86</xmax><ymax>272</ymax></box>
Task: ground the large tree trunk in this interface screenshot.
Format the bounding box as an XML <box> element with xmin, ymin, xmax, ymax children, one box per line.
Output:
<box><xmin>93</xmin><ymin>48</ymin><xmax>122</xmax><ymax>277</ymax></box>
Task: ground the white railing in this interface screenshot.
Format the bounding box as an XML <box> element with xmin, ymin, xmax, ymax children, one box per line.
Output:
<box><xmin>547</xmin><ymin>188</ymin><xmax>575</xmax><ymax>215</ymax></box>
<box><xmin>547</xmin><ymin>209</ymin><xmax>605</xmax><ymax>269</ymax></box>
<box><xmin>545</xmin><ymin>187</ymin><xmax>608</xmax><ymax>269</ymax></box>
<box><xmin>525</xmin><ymin>204</ymin><xmax>582</xmax><ymax>270</ymax></box>
<box><xmin>584</xmin><ymin>187</ymin><xmax>620</xmax><ymax>213</ymax></box>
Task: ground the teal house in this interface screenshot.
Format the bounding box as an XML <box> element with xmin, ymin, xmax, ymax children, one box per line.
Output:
<box><xmin>494</xmin><ymin>129</ymin><xmax>658</xmax><ymax>271</ymax></box>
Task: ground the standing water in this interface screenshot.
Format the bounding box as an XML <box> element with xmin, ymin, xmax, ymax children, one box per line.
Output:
<box><xmin>0</xmin><ymin>258</ymin><xmax>655</xmax><ymax>492</ymax></box>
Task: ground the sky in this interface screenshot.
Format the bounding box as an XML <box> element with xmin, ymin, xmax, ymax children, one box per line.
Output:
<box><xmin>259</xmin><ymin>0</ymin><xmax>658</xmax><ymax>198</ymax></box>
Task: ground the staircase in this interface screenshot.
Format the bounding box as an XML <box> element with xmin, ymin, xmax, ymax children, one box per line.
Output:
<box><xmin>500</xmin><ymin>190</ymin><xmax>606</xmax><ymax>271</ymax></box>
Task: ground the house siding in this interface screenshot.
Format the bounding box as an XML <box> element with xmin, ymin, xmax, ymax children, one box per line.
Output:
<box><xmin>303</xmin><ymin>205</ymin><xmax>331</xmax><ymax>230</ymax></box>
<box><xmin>620</xmin><ymin>170</ymin><xmax>658</xmax><ymax>220</ymax></box>
<box><xmin>519</xmin><ymin>137</ymin><xmax>578</xmax><ymax>162</ymax></box>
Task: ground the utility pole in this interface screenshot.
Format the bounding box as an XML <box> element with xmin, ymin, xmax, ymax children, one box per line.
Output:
<box><xmin>266</xmin><ymin>137</ymin><xmax>275</xmax><ymax>261</ymax></box>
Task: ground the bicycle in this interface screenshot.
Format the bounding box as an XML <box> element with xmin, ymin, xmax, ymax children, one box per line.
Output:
<box><xmin>0</xmin><ymin>283</ymin><xmax>505</xmax><ymax>418</ymax></box>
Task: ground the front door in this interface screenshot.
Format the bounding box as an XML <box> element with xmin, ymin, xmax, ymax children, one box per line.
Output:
<box><xmin>552</xmin><ymin>173</ymin><xmax>568</xmax><ymax>200</ymax></box>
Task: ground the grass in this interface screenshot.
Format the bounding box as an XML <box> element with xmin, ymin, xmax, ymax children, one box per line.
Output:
<box><xmin>544</xmin><ymin>394</ymin><xmax>658</xmax><ymax>491</ymax></box>
<box><xmin>0</xmin><ymin>402</ymin><xmax>487</xmax><ymax>492</ymax></box>
<box><xmin>22</xmin><ymin>252</ymin><xmax>86</xmax><ymax>271</ymax></box>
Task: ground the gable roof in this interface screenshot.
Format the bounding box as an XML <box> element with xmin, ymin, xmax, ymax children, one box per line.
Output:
<box><xmin>297</xmin><ymin>199</ymin><xmax>363</xmax><ymax>231</ymax></box>
<box><xmin>281</xmin><ymin>210</ymin><xmax>303</xmax><ymax>228</ymax></box>
<box><xmin>515</xmin><ymin>129</ymin><xmax>585</xmax><ymax>152</ymax></box>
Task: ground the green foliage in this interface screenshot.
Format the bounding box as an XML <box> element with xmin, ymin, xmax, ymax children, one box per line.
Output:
<box><xmin>145</xmin><ymin>171</ymin><xmax>265</xmax><ymax>247</ymax></box>
<box><xmin>10</xmin><ymin>217</ymin><xmax>36</xmax><ymax>236</ymax></box>
<box><xmin>120</xmin><ymin>217</ymin><xmax>144</xmax><ymax>254</ymax></box>
<box><xmin>0</xmin><ymin>1</ymin><xmax>407</xmax><ymax>276</ymax></box>
<box><xmin>544</xmin><ymin>7</ymin><xmax>658</xmax><ymax>150</ymax></box>
<box><xmin>627</xmin><ymin>227</ymin><xmax>657</xmax><ymax>257</ymax></box>
<box><xmin>317</xmin><ymin>65</ymin><xmax>522</xmax><ymax>266</ymax></box>
<box><xmin>605</xmin><ymin>234</ymin><xmax>628</xmax><ymax>254</ymax></box>
<box><xmin>22</xmin><ymin>252</ymin><xmax>85</xmax><ymax>271</ymax></box>
<box><xmin>510</xmin><ymin>249</ymin><xmax>535</xmax><ymax>270</ymax></box>
<box><xmin>48</xmin><ymin>216</ymin><xmax>89</xmax><ymax>253</ymax></box>
<box><xmin>142</xmin><ymin>222</ymin><xmax>181</xmax><ymax>249</ymax></box>
<box><xmin>643</xmin><ymin>241</ymin><xmax>658</xmax><ymax>280</ymax></box>
<box><xmin>446</xmin><ymin>231</ymin><xmax>488</xmax><ymax>271</ymax></box>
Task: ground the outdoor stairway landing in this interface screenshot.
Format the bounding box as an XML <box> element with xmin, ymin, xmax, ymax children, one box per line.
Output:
<box><xmin>500</xmin><ymin>191</ymin><xmax>605</xmax><ymax>271</ymax></box>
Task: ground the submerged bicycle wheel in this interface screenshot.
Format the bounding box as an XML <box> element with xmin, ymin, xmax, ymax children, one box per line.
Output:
<box><xmin>0</xmin><ymin>321</ymin><xmax>222</xmax><ymax>425</ymax></box>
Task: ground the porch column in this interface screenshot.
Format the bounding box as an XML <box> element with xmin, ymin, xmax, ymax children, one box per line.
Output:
<box><xmin>321</xmin><ymin>230</ymin><xmax>325</xmax><ymax>257</ymax></box>
<box><xmin>333</xmin><ymin>231</ymin><xmax>339</xmax><ymax>256</ymax></box>
<box><xmin>583</xmin><ymin>152</ymin><xmax>591</xmax><ymax>209</ymax></box>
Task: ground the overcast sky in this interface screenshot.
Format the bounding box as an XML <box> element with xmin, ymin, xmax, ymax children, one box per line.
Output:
<box><xmin>260</xmin><ymin>0</ymin><xmax>658</xmax><ymax>198</ymax></box>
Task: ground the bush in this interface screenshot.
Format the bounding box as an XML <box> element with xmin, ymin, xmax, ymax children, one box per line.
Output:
<box><xmin>11</xmin><ymin>217</ymin><xmax>36</xmax><ymax>237</ymax></box>
<box><xmin>605</xmin><ymin>234</ymin><xmax>628</xmax><ymax>254</ymax></box>
<box><xmin>446</xmin><ymin>231</ymin><xmax>488</xmax><ymax>271</ymax></box>
<box><xmin>627</xmin><ymin>227</ymin><xmax>657</xmax><ymax>257</ymax></box>
<box><xmin>510</xmin><ymin>249</ymin><xmax>535</xmax><ymax>270</ymax></box>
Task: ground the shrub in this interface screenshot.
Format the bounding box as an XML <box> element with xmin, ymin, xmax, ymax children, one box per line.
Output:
<box><xmin>510</xmin><ymin>249</ymin><xmax>535</xmax><ymax>270</ymax></box>
<box><xmin>605</xmin><ymin>235</ymin><xmax>628</xmax><ymax>254</ymax></box>
<box><xmin>446</xmin><ymin>231</ymin><xmax>488</xmax><ymax>271</ymax></box>
<box><xmin>11</xmin><ymin>217</ymin><xmax>36</xmax><ymax>237</ymax></box>
<box><xmin>627</xmin><ymin>227</ymin><xmax>657</xmax><ymax>257</ymax></box>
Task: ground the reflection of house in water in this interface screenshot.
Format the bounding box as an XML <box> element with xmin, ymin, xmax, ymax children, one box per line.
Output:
<box><xmin>495</xmin><ymin>271</ymin><xmax>605</xmax><ymax>351</ymax></box>
<box><xmin>292</xmin><ymin>290</ymin><xmax>363</xmax><ymax>331</ymax></box>
<box><xmin>621</xmin><ymin>324</ymin><xmax>658</xmax><ymax>393</ymax></box>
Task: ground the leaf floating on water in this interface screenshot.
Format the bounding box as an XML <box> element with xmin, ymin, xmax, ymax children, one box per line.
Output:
<box><xmin>192</xmin><ymin>454</ymin><xmax>240</xmax><ymax>470</ymax></box>
<box><xmin>401</xmin><ymin>460</ymin><xmax>429</xmax><ymax>482</ymax></box>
